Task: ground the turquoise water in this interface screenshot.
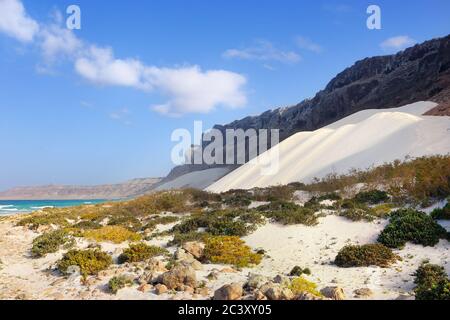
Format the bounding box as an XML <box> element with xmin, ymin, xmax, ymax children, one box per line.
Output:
<box><xmin>0</xmin><ymin>199</ymin><xmax>107</xmax><ymax>215</ymax></box>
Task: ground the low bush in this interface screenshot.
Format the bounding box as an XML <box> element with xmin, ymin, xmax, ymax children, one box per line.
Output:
<box><xmin>203</xmin><ymin>236</ymin><xmax>262</xmax><ymax>268</ymax></box>
<box><xmin>107</xmin><ymin>215</ymin><xmax>142</xmax><ymax>232</ymax></box>
<box><xmin>57</xmin><ymin>249</ymin><xmax>112</xmax><ymax>277</ymax></box>
<box><xmin>118</xmin><ymin>243</ymin><xmax>168</xmax><ymax>264</ymax></box>
<box><xmin>168</xmin><ymin>231</ymin><xmax>211</xmax><ymax>246</ymax></box>
<box><xmin>108</xmin><ymin>275</ymin><xmax>134</xmax><ymax>294</ymax></box>
<box><xmin>377</xmin><ymin>209</ymin><xmax>448</xmax><ymax>248</ymax></box>
<box><xmin>143</xmin><ymin>215</ymin><xmax>179</xmax><ymax>231</ymax></box>
<box><xmin>73</xmin><ymin>220</ymin><xmax>102</xmax><ymax>230</ymax></box>
<box><xmin>334</xmin><ymin>244</ymin><xmax>399</xmax><ymax>268</ymax></box>
<box><xmin>289</xmin><ymin>277</ymin><xmax>322</xmax><ymax>297</ymax></box>
<box><xmin>354</xmin><ymin>190</ymin><xmax>389</xmax><ymax>204</ymax></box>
<box><xmin>289</xmin><ymin>266</ymin><xmax>311</xmax><ymax>277</ymax></box>
<box><xmin>172</xmin><ymin>210</ymin><xmax>259</xmax><ymax>237</ymax></box>
<box><xmin>31</xmin><ymin>230</ymin><xmax>73</xmax><ymax>258</ymax></box>
<box><xmin>83</xmin><ymin>226</ymin><xmax>141</xmax><ymax>244</ymax></box>
<box><xmin>256</xmin><ymin>202</ymin><xmax>318</xmax><ymax>226</ymax></box>
<box><xmin>414</xmin><ymin>263</ymin><xmax>450</xmax><ymax>300</ymax></box>
<box><xmin>431</xmin><ymin>203</ymin><xmax>450</xmax><ymax>220</ymax></box>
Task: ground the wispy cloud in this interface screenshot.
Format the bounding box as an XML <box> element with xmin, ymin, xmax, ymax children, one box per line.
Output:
<box><xmin>0</xmin><ymin>0</ymin><xmax>248</xmax><ymax>116</ymax></box>
<box><xmin>0</xmin><ymin>0</ymin><xmax>39</xmax><ymax>42</ymax></box>
<box><xmin>109</xmin><ymin>108</ymin><xmax>132</xmax><ymax>125</ymax></box>
<box><xmin>223</xmin><ymin>40</ymin><xmax>301</xmax><ymax>64</ymax></box>
<box><xmin>295</xmin><ymin>36</ymin><xmax>323</xmax><ymax>53</ymax></box>
<box><xmin>380</xmin><ymin>36</ymin><xmax>417</xmax><ymax>52</ymax></box>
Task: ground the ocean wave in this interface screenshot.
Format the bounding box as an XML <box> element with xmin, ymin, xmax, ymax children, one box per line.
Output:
<box><xmin>0</xmin><ymin>208</ymin><xmax>19</xmax><ymax>212</ymax></box>
<box><xmin>0</xmin><ymin>205</ymin><xmax>14</xmax><ymax>209</ymax></box>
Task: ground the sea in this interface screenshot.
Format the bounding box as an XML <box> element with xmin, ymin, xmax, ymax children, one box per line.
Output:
<box><xmin>0</xmin><ymin>199</ymin><xmax>107</xmax><ymax>215</ymax></box>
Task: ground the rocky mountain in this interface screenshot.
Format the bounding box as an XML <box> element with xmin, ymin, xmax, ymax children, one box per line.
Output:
<box><xmin>166</xmin><ymin>34</ymin><xmax>450</xmax><ymax>181</ymax></box>
<box><xmin>0</xmin><ymin>178</ymin><xmax>162</xmax><ymax>200</ymax></box>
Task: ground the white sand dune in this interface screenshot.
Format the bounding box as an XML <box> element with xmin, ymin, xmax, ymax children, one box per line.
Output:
<box><xmin>207</xmin><ymin>101</ymin><xmax>450</xmax><ymax>193</ymax></box>
<box><xmin>154</xmin><ymin>167</ymin><xmax>231</xmax><ymax>191</ymax></box>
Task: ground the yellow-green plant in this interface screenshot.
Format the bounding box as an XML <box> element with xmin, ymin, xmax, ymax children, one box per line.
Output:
<box><xmin>203</xmin><ymin>236</ymin><xmax>262</xmax><ymax>268</ymax></box>
<box><xmin>289</xmin><ymin>277</ymin><xmax>322</xmax><ymax>297</ymax></box>
<box><xmin>83</xmin><ymin>226</ymin><xmax>141</xmax><ymax>243</ymax></box>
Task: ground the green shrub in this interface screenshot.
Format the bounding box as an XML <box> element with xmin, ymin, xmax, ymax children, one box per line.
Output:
<box><xmin>334</xmin><ymin>244</ymin><xmax>399</xmax><ymax>268</ymax></box>
<box><xmin>57</xmin><ymin>249</ymin><xmax>112</xmax><ymax>277</ymax></box>
<box><xmin>143</xmin><ymin>215</ymin><xmax>179</xmax><ymax>231</ymax></box>
<box><xmin>204</xmin><ymin>236</ymin><xmax>262</xmax><ymax>268</ymax></box>
<box><xmin>118</xmin><ymin>243</ymin><xmax>168</xmax><ymax>264</ymax></box>
<box><xmin>354</xmin><ymin>190</ymin><xmax>389</xmax><ymax>204</ymax></box>
<box><xmin>171</xmin><ymin>210</ymin><xmax>258</xmax><ymax>237</ymax></box>
<box><xmin>108</xmin><ymin>275</ymin><xmax>134</xmax><ymax>294</ymax></box>
<box><xmin>107</xmin><ymin>215</ymin><xmax>142</xmax><ymax>232</ymax></box>
<box><xmin>414</xmin><ymin>263</ymin><xmax>450</xmax><ymax>300</ymax></box>
<box><xmin>73</xmin><ymin>220</ymin><xmax>102</xmax><ymax>230</ymax></box>
<box><xmin>289</xmin><ymin>277</ymin><xmax>322</xmax><ymax>297</ymax></box>
<box><xmin>377</xmin><ymin>209</ymin><xmax>448</xmax><ymax>248</ymax></box>
<box><xmin>431</xmin><ymin>203</ymin><xmax>450</xmax><ymax>220</ymax></box>
<box><xmin>257</xmin><ymin>202</ymin><xmax>318</xmax><ymax>226</ymax></box>
<box><xmin>169</xmin><ymin>231</ymin><xmax>211</xmax><ymax>246</ymax></box>
<box><xmin>289</xmin><ymin>266</ymin><xmax>311</xmax><ymax>276</ymax></box>
<box><xmin>31</xmin><ymin>230</ymin><xmax>73</xmax><ymax>258</ymax></box>
<box><xmin>83</xmin><ymin>226</ymin><xmax>141</xmax><ymax>244</ymax></box>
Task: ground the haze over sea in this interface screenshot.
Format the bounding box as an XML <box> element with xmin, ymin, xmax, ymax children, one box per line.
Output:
<box><xmin>0</xmin><ymin>200</ymin><xmax>107</xmax><ymax>215</ymax></box>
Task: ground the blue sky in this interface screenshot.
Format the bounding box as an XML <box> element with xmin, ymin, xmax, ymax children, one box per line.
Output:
<box><xmin>0</xmin><ymin>0</ymin><xmax>449</xmax><ymax>190</ymax></box>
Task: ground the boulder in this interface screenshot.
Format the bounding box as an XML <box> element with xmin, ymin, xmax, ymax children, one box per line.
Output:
<box><xmin>137</xmin><ymin>284</ymin><xmax>153</xmax><ymax>293</ymax></box>
<box><xmin>155</xmin><ymin>284</ymin><xmax>168</xmax><ymax>295</ymax></box>
<box><xmin>263</xmin><ymin>284</ymin><xmax>294</xmax><ymax>300</ymax></box>
<box><xmin>273</xmin><ymin>275</ymin><xmax>291</xmax><ymax>287</ymax></box>
<box><xmin>320</xmin><ymin>286</ymin><xmax>345</xmax><ymax>300</ymax></box>
<box><xmin>246</xmin><ymin>274</ymin><xmax>269</xmax><ymax>289</ymax></box>
<box><xmin>174</xmin><ymin>248</ymin><xmax>196</xmax><ymax>262</ymax></box>
<box><xmin>161</xmin><ymin>265</ymin><xmax>197</xmax><ymax>290</ymax></box>
<box><xmin>213</xmin><ymin>283</ymin><xmax>243</xmax><ymax>300</ymax></box>
<box><xmin>182</xmin><ymin>241</ymin><xmax>204</xmax><ymax>259</ymax></box>
<box><xmin>146</xmin><ymin>259</ymin><xmax>168</xmax><ymax>273</ymax></box>
<box><xmin>353</xmin><ymin>288</ymin><xmax>373</xmax><ymax>298</ymax></box>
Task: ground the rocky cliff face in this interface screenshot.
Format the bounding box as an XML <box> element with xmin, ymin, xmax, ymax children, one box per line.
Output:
<box><xmin>165</xmin><ymin>35</ymin><xmax>450</xmax><ymax>180</ymax></box>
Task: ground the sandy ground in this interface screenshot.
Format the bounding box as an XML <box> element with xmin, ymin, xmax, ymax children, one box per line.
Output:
<box><xmin>207</xmin><ymin>101</ymin><xmax>450</xmax><ymax>192</ymax></box>
<box><xmin>1</xmin><ymin>212</ymin><xmax>448</xmax><ymax>300</ymax></box>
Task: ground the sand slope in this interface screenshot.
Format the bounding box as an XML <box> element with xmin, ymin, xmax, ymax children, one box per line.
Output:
<box><xmin>207</xmin><ymin>101</ymin><xmax>450</xmax><ymax>192</ymax></box>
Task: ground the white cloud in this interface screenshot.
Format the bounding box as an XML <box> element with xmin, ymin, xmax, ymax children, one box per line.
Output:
<box><xmin>149</xmin><ymin>66</ymin><xmax>247</xmax><ymax>115</ymax></box>
<box><xmin>223</xmin><ymin>40</ymin><xmax>301</xmax><ymax>64</ymax></box>
<box><xmin>39</xmin><ymin>24</ymin><xmax>83</xmax><ymax>60</ymax></box>
<box><xmin>0</xmin><ymin>0</ymin><xmax>39</xmax><ymax>42</ymax></box>
<box><xmin>0</xmin><ymin>0</ymin><xmax>248</xmax><ymax>116</ymax></box>
<box><xmin>295</xmin><ymin>36</ymin><xmax>323</xmax><ymax>53</ymax></box>
<box><xmin>75</xmin><ymin>46</ymin><xmax>149</xmax><ymax>89</ymax></box>
<box><xmin>380</xmin><ymin>36</ymin><xmax>416</xmax><ymax>52</ymax></box>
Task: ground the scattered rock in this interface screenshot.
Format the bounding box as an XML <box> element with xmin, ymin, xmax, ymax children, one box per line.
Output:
<box><xmin>214</xmin><ymin>283</ymin><xmax>243</xmax><ymax>300</ymax></box>
<box><xmin>137</xmin><ymin>284</ymin><xmax>153</xmax><ymax>293</ymax></box>
<box><xmin>155</xmin><ymin>284</ymin><xmax>168</xmax><ymax>295</ymax></box>
<box><xmin>175</xmin><ymin>248</ymin><xmax>195</xmax><ymax>262</ymax></box>
<box><xmin>182</xmin><ymin>241</ymin><xmax>204</xmax><ymax>259</ymax></box>
<box><xmin>246</xmin><ymin>274</ymin><xmax>269</xmax><ymax>289</ymax></box>
<box><xmin>296</xmin><ymin>292</ymin><xmax>324</xmax><ymax>300</ymax></box>
<box><xmin>161</xmin><ymin>265</ymin><xmax>197</xmax><ymax>290</ymax></box>
<box><xmin>320</xmin><ymin>286</ymin><xmax>345</xmax><ymax>300</ymax></box>
<box><xmin>264</xmin><ymin>284</ymin><xmax>294</xmax><ymax>300</ymax></box>
<box><xmin>220</xmin><ymin>267</ymin><xmax>237</xmax><ymax>273</ymax></box>
<box><xmin>195</xmin><ymin>287</ymin><xmax>210</xmax><ymax>297</ymax></box>
<box><xmin>254</xmin><ymin>290</ymin><xmax>268</xmax><ymax>300</ymax></box>
<box><xmin>137</xmin><ymin>272</ymin><xmax>154</xmax><ymax>285</ymax></box>
<box><xmin>353</xmin><ymin>288</ymin><xmax>373</xmax><ymax>298</ymax></box>
<box><xmin>207</xmin><ymin>271</ymin><xmax>219</xmax><ymax>280</ymax></box>
<box><xmin>146</xmin><ymin>259</ymin><xmax>168</xmax><ymax>273</ymax></box>
<box><xmin>273</xmin><ymin>275</ymin><xmax>291</xmax><ymax>287</ymax></box>
<box><xmin>396</xmin><ymin>294</ymin><xmax>414</xmax><ymax>300</ymax></box>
